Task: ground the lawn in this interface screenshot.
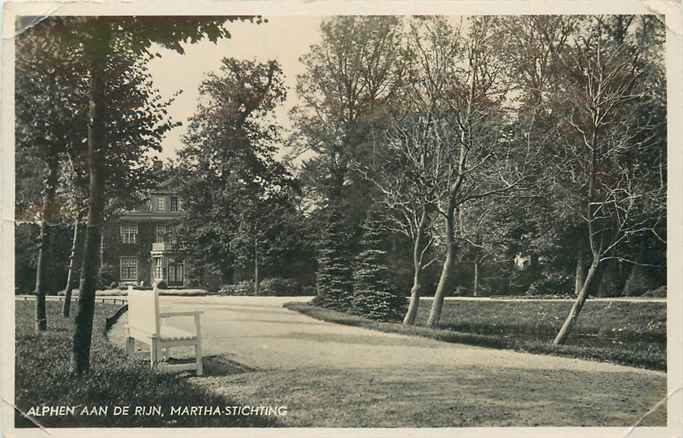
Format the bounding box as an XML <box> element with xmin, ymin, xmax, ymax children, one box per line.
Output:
<box><xmin>14</xmin><ymin>301</ymin><xmax>279</xmax><ymax>427</ymax></box>
<box><xmin>197</xmin><ymin>365</ymin><xmax>665</xmax><ymax>427</ymax></box>
<box><xmin>286</xmin><ymin>299</ymin><xmax>666</xmax><ymax>370</ymax></box>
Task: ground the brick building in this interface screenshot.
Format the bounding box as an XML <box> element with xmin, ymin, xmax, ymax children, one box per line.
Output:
<box><xmin>102</xmin><ymin>178</ymin><xmax>189</xmax><ymax>287</ymax></box>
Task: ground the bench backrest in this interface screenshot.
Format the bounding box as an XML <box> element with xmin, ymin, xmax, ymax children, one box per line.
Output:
<box><xmin>127</xmin><ymin>286</ymin><xmax>160</xmax><ymax>338</ymax></box>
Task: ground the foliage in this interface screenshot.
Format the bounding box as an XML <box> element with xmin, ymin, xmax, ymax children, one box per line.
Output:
<box><xmin>218</xmin><ymin>278</ymin><xmax>303</xmax><ymax>296</ymax></box>
<box><xmin>218</xmin><ymin>281</ymin><xmax>255</xmax><ymax>296</ymax></box>
<box><xmin>177</xmin><ymin>58</ymin><xmax>313</xmax><ymax>284</ymax></box>
<box><xmin>313</xmin><ymin>205</ymin><xmax>354</xmax><ymax>311</ymax></box>
<box><xmin>259</xmin><ymin>278</ymin><xmax>302</xmax><ymax>296</ymax></box>
<box><xmin>96</xmin><ymin>264</ymin><xmax>116</xmax><ymax>290</ymax></box>
<box><xmin>526</xmin><ymin>272</ymin><xmax>574</xmax><ymax>296</ymax></box>
<box><xmin>294</xmin><ymin>16</ymin><xmax>406</xmax><ymax>313</ymax></box>
<box><xmin>14</xmin><ymin>223</ymin><xmax>75</xmax><ymax>294</ymax></box>
<box><xmin>352</xmin><ymin>209</ymin><xmax>407</xmax><ymax>321</ymax></box>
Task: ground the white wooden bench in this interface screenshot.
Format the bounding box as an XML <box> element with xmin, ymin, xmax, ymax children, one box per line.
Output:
<box><xmin>126</xmin><ymin>286</ymin><xmax>204</xmax><ymax>375</ymax></box>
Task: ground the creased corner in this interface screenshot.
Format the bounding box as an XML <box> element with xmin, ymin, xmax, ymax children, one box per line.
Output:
<box><xmin>622</xmin><ymin>385</ymin><xmax>682</xmax><ymax>438</ymax></box>
<box><xmin>0</xmin><ymin>396</ymin><xmax>51</xmax><ymax>435</ymax></box>
<box><xmin>3</xmin><ymin>5</ymin><xmax>62</xmax><ymax>41</ymax></box>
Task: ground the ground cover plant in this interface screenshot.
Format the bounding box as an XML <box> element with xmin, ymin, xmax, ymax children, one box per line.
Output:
<box><xmin>285</xmin><ymin>299</ymin><xmax>666</xmax><ymax>370</ymax></box>
<box><xmin>14</xmin><ymin>301</ymin><xmax>279</xmax><ymax>427</ymax></box>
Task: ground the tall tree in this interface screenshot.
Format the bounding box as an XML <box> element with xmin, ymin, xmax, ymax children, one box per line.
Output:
<box><xmin>17</xmin><ymin>19</ymin><xmax>181</xmax><ymax>323</ymax></box>
<box><xmin>400</xmin><ymin>17</ymin><xmax>529</xmax><ymax>327</ymax></box>
<box><xmin>16</xmin><ymin>24</ymin><xmax>86</xmax><ymax>332</ymax></box>
<box><xmin>178</xmin><ymin>58</ymin><xmax>296</xmax><ymax>287</ymax></box>
<box><xmin>23</xmin><ymin>16</ymin><xmax>252</xmax><ymax>373</ymax></box>
<box><xmin>549</xmin><ymin>16</ymin><xmax>666</xmax><ymax>344</ymax></box>
<box><xmin>293</xmin><ymin>16</ymin><xmax>404</xmax><ymax>309</ymax></box>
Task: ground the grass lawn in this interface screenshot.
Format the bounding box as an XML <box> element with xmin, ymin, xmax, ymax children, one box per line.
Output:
<box><xmin>195</xmin><ymin>363</ymin><xmax>665</xmax><ymax>427</ymax></box>
<box><xmin>286</xmin><ymin>299</ymin><xmax>666</xmax><ymax>370</ymax></box>
<box><xmin>14</xmin><ymin>301</ymin><xmax>279</xmax><ymax>427</ymax></box>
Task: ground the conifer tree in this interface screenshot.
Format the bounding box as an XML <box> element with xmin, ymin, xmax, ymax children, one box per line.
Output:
<box><xmin>314</xmin><ymin>204</ymin><xmax>354</xmax><ymax>310</ymax></box>
<box><xmin>352</xmin><ymin>208</ymin><xmax>407</xmax><ymax>321</ymax></box>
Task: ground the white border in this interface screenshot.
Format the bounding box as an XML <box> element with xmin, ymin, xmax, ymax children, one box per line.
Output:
<box><xmin>1</xmin><ymin>1</ymin><xmax>681</xmax><ymax>437</ymax></box>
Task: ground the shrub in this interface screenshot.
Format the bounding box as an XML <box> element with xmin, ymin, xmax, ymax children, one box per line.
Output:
<box><xmin>642</xmin><ymin>285</ymin><xmax>666</xmax><ymax>298</ymax></box>
<box><xmin>156</xmin><ymin>280</ymin><xmax>168</xmax><ymax>290</ymax></box>
<box><xmin>218</xmin><ymin>281</ymin><xmax>253</xmax><ymax>296</ymax></box>
<box><xmin>97</xmin><ymin>264</ymin><xmax>116</xmax><ymax>290</ymax></box>
<box><xmin>217</xmin><ymin>278</ymin><xmax>302</xmax><ymax>296</ymax></box>
<box><xmin>301</xmin><ymin>285</ymin><xmax>316</xmax><ymax>296</ymax></box>
<box><xmin>526</xmin><ymin>271</ymin><xmax>573</xmax><ymax>296</ymax></box>
<box><xmin>259</xmin><ymin>278</ymin><xmax>301</xmax><ymax>296</ymax></box>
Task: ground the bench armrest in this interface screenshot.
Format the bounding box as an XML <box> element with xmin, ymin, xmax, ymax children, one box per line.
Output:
<box><xmin>159</xmin><ymin>311</ymin><xmax>203</xmax><ymax>318</ymax></box>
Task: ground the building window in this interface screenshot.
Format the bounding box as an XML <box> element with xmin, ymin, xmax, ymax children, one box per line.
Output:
<box><xmin>168</xmin><ymin>261</ymin><xmax>184</xmax><ymax>284</ymax></box>
<box><xmin>153</xmin><ymin>257</ymin><xmax>164</xmax><ymax>282</ymax></box>
<box><xmin>170</xmin><ymin>196</ymin><xmax>179</xmax><ymax>212</ymax></box>
<box><xmin>120</xmin><ymin>223</ymin><xmax>138</xmax><ymax>244</ymax></box>
<box><xmin>155</xmin><ymin>224</ymin><xmax>168</xmax><ymax>243</ymax></box>
<box><xmin>155</xmin><ymin>196</ymin><xmax>166</xmax><ymax>211</ymax></box>
<box><xmin>120</xmin><ymin>256</ymin><xmax>137</xmax><ymax>281</ymax></box>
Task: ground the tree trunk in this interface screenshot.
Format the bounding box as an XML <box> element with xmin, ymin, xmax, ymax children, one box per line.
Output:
<box><xmin>99</xmin><ymin>229</ymin><xmax>105</xmax><ymax>271</ymax></box>
<box><xmin>62</xmin><ymin>218</ymin><xmax>80</xmax><ymax>317</ymax></box>
<box><xmin>71</xmin><ymin>24</ymin><xmax>109</xmax><ymax>374</ymax></box>
<box><xmin>428</xmin><ymin>198</ymin><xmax>456</xmax><ymax>328</ymax></box>
<box><xmin>34</xmin><ymin>155</ymin><xmax>58</xmax><ymax>333</ymax></box>
<box><xmin>556</xmin><ymin>130</ymin><xmax>600</xmax><ymax>345</ymax></box>
<box><xmin>254</xmin><ymin>234</ymin><xmax>259</xmax><ymax>295</ymax></box>
<box><xmin>554</xmin><ymin>258</ymin><xmax>599</xmax><ymax>345</ymax></box>
<box><xmin>473</xmin><ymin>260</ymin><xmax>479</xmax><ymax>297</ymax></box>
<box><xmin>574</xmin><ymin>253</ymin><xmax>584</xmax><ymax>296</ymax></box>
<box><xmin>403</xmin><ymin>206</ymin><xmax>429</xmax><ymax>325</ymax></box>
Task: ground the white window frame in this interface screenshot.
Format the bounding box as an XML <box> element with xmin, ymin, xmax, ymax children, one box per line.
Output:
<box><xmin>155</xmin><ymin>224</ymin><xmax>168</xmax><ymax>243</ymax></box>
<box><xmin>120</xmin><ymin>256</ymin><xmax>137</xmax><ymax>282</ymax></box>
<box><xmin>153</xmin><ymin>257</ymin><xmax>164</xmax><ymax>281</ymax></box>
<box><xmin>155</xmin><ymin>196</ymin><xmax>166</xmax><ymax>211</ymax></box>
<box><xmin>120</xmin><ymin>223</ymin><xmax>138</xmax><ymax>244</ymax></box>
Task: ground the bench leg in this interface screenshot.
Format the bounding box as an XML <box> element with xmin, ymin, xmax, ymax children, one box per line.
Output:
<box><xmin>126</xmin><ymin>337</ymin><xmax>135</xmax><ymax>357</ymax></box>
<box><xmin>150</xmin><ymin>337</ymin><xmax>159</xmax><ymax>369</ymax></box>
<box><xmin>194</xmin><ymin>341</ymin><xmax>203</xmax><ymax>376</ymax></box>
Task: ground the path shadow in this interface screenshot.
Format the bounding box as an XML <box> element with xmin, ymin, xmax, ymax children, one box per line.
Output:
<box><xmin>172</xmin><ymin>354</ymin><xmax>256</xmax><ymax>379</ymax></box>
<box><xmin>265</xmin><ymin>331</ymin><xmax>443</xmax><ymax>348</ymax></box>
<box><xmin>222</xmin><ymin>318</ymin><xmax>329</xmax><ymax>326</ymax></box>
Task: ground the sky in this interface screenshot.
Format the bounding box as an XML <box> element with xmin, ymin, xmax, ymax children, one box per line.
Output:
<box><xmin>148</xmin><ymin>16</ymin><xmax>324</xmax><ymax>160</ymax></box>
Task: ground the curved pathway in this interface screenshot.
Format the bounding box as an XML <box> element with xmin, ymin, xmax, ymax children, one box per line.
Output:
<box><xmin>108</xmin><ymin>296</ymin><xmax>667</xmax><ymax>427</ymax></box>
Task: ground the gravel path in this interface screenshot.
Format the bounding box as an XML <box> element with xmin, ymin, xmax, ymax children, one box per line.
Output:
<box><xmin>108</xmin><ymin>296</ymin><xmax>663</xmax><ymax>376</ymax></box>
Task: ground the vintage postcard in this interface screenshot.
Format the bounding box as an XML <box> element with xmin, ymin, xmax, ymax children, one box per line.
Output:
<box><xmin>1</xmin><ymin>1</ymin><xmax>681</xmax><ymax>437</ymax></box>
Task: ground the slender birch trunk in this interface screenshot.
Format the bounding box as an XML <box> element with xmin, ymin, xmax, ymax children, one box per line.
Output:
<box><xmin>427</xmin><ymin>197</ymin><xmax>456</xmax><ymax>327</ymax></box>
<box><xmin>62</xmin><ymin>218</ymin><xmax>80</xmax><ymax>317</ymax></box>
<box><xmin>34</xmin><ymin>155</ymin><xmax>58</xmax><ymax>333</ymax></box>
<box><xmin>574</xmin><ymin>253</ymin><xmax>585</xmax><ymax>296</ymax></box>
<box><xmin>473</xmin><ymin>259</ymin><xmax>479</xmax><ymax>297</ymax></box>
<box><xmin>554</xmin><ymin>131</ymin><xmax>600</xmax><ymax>345</ymax></box>
<box><xmin>403</xmin><ymin>206</ymin><xmax>429</xmax><ymax>325</ymax></box>
<box><xmin>254</xmin><ymin>232</ymin><xmax>260</xmax><ymax>296</ymax></box>
<box><xmin>554</xmin><ymin>258</ymin><xmax>599</xmax><ymax>344</ymax></box>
